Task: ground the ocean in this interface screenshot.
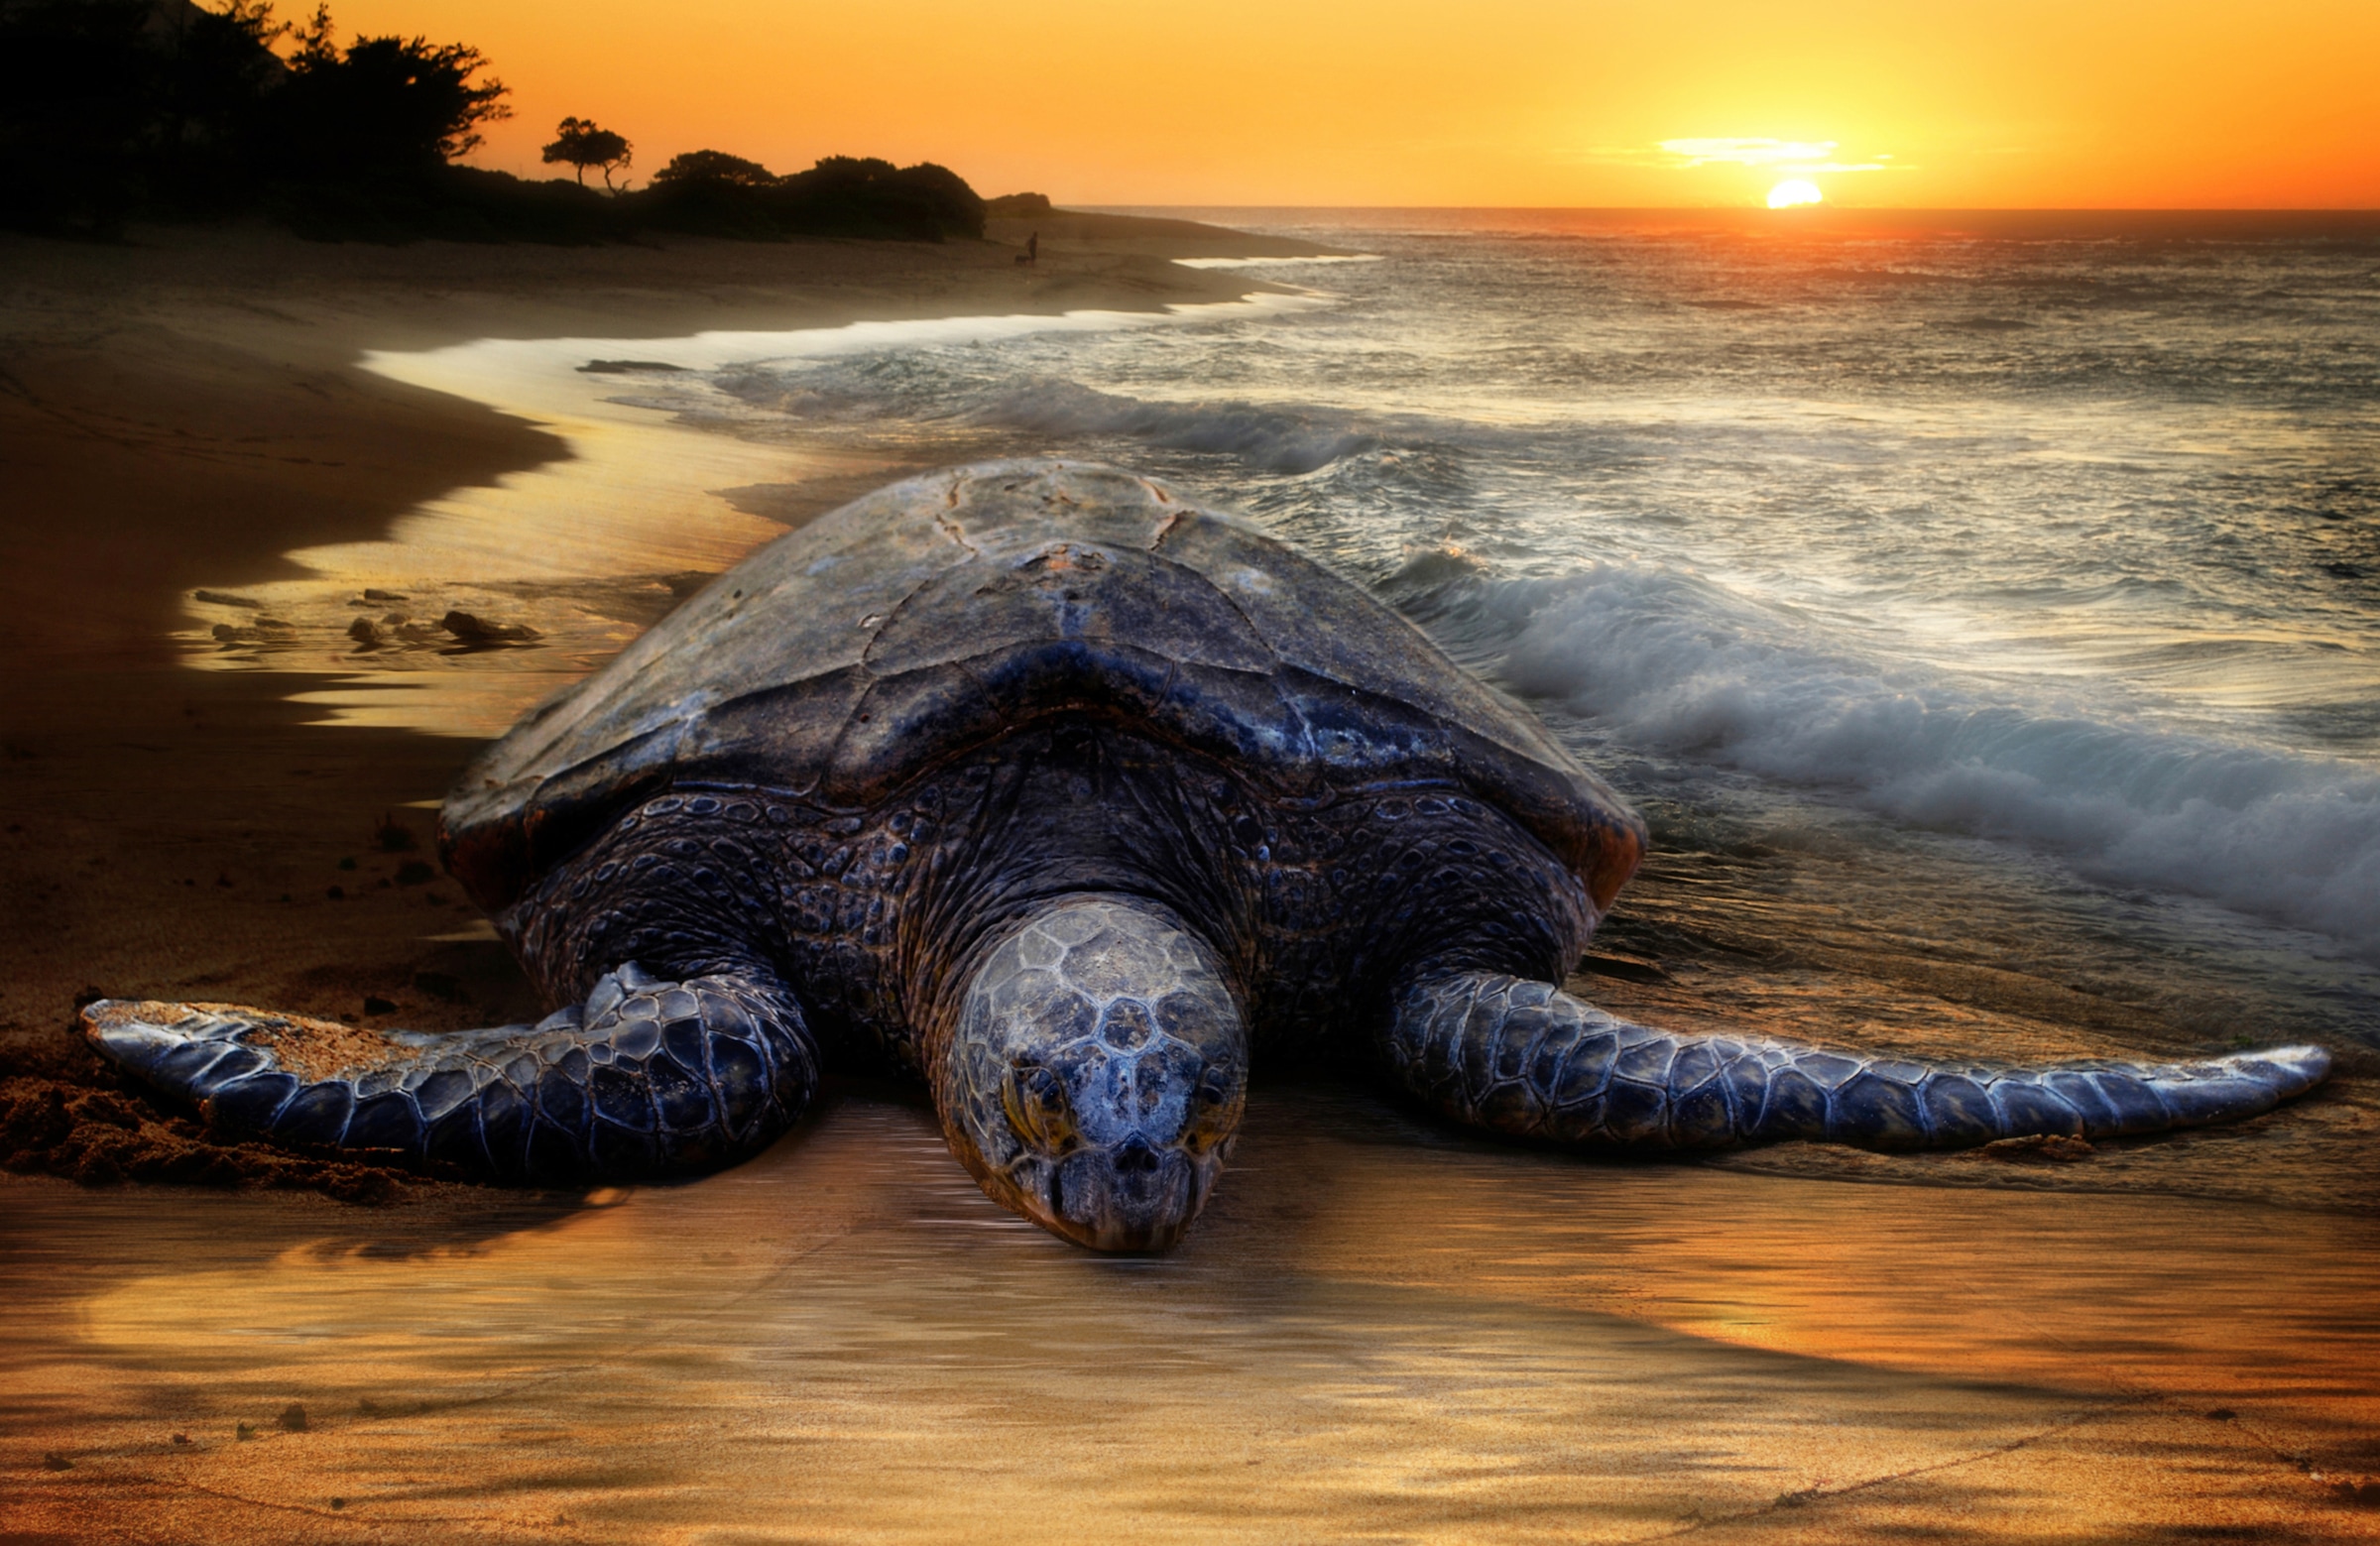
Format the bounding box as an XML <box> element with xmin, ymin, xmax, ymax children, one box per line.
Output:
<box><xmin>195</xmin><ymin>207</ymin><xmax>2380</xmax><ymax>1059</ymax></box>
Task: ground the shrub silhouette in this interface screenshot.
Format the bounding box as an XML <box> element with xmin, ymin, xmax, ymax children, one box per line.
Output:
<box><xmin>636</xmin><ymin>152</ymin><xmax>985</xmax><ymax>241</ymax></box>
<box><xmin>651</xmin><ymin>149</ymin><xmax>775</xmax><ymax>188</ymax></box>
<box><xmin>785</xmin><ymin>156</ymin><xmax>984</xmax><ymax>240</ymax></box>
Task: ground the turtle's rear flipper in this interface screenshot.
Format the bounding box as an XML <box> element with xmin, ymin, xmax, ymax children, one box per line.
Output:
<box><xmin>1383</xmin><ymin>971</ymin><xmax>2332</xmax><ymax>1150</ymax></box>
<box><xmin>81</xmin><ymin>963</ymin><xmax>817</xmax><ymax>1183</ymax></box>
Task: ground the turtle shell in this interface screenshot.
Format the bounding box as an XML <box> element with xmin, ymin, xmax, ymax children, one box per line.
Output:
<box><xmin>440</xmin><ymin>461</ymin><xmax>1646</xmax><ymax>912</ymax></box>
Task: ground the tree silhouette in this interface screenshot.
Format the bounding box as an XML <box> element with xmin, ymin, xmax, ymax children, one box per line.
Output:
<box><xmin>273</xmin><ymin>4</ymin><xmax>509</xmax><ymax>180</ymax></box>
<box><xmin>0</xmin><ymin>2</ymin><xmax>985</xmax><ymax>243</ymax></box>
<box><xmin>542</xmin><ymin>116</ymin><xmax>631</xmax><ymax>190</ymax></box>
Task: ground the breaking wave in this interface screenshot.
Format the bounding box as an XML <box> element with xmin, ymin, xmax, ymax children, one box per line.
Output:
<box><xmin>1464</xmin><ymin>562</ymin><xmax>2380</xmax><ymax>953</ymax></box>
<box><xmin>965</xmin><ymin>379</ymin><xmax>1381</xmax><ymax>474</ymax></box>
<box><xmin>720</xmin><ymin>360</ymin><xmax>1389</xmax><ymax>476</ymax></box>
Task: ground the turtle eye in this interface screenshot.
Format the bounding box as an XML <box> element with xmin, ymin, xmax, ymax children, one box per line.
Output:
<box><xmin>1183</xmin><ymin>1064</ymin><xmax>1243</xmax><ymax>1154</ymax></box>
<box><xmin>1002</xmin><ymin>1061</ymin><xmax>1079</xmax><ymax>1153</ymax></box>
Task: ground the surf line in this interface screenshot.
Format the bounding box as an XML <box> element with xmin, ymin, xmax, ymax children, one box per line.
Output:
<box><xmin>178</xmin><ymin>289</ymin><xmax>1330</xmax><ymax>741</ymax></box>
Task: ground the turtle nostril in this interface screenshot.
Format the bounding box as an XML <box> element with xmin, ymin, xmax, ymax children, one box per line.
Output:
<box><xmin>1114</xmin><ymin>1138</ymin><xmax>1161</xmax><ymax>1174</ymax></box>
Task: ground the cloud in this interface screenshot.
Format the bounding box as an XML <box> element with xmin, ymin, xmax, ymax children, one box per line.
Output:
<box><xmin>1659</xmin><ymin>138</ymin><xmax>1838</xmax><ymax>166</ymax></box>
<box><xmin>1559</xmin><ymin>139</ymin><xmax>1905</xmax><ymax>174</ymax></box>
<box><xmin>1657</xmin><ymin>138</ymin><xmax>1894</xmax><ymax>173</ymax></box>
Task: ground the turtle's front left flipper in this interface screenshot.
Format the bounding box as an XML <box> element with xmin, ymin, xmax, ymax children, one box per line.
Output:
<box><xmin>81</xmin><ymin>963</ymin><xmax>817</xmax><ymax>1184</ymax></box>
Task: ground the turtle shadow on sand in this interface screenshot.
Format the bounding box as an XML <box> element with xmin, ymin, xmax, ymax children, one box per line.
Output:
<box><xmin>80</xmin><ymin>461</ymin><xmax>2332</xmax><ymax>1251</ymax></box>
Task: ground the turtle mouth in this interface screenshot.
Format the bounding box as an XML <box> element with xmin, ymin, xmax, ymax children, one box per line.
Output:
<box><xmin>1045</xmin><ymin>1139</ymin><xmax>1201</xmax><ymax>1252</ymax></box>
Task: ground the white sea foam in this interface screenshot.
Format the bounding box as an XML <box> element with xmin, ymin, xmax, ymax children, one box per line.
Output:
<box><xmin>1171</xmin><ymin>254</ymin><xmax>1384</xmax><ymax>269</ymax></box>
<box><xmin>1482</xmin><ymin>562</ymin><xmax>2380</xmax><ymax>953</ymax></box>
<box><xmin>715</xmin><ymin>362</ymin><xmax>1395</xmax><ymax>476</ymax></box>
<box><xmin>967</xmin><ymin>380</ymin><xmax>1381</xmax><ymax>473</ymax></box>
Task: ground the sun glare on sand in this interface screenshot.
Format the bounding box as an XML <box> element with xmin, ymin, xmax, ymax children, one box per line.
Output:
<box><xmin>1766</xmin><ymin>178</ymin><xmax>1824</xmax><ymax>208</ymax></box>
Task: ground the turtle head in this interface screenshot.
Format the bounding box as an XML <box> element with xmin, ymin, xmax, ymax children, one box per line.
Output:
<box><xmin>937</xmin><ymin>894</ymin><xmax>1248</xmax><ymax>1252</ymax></box>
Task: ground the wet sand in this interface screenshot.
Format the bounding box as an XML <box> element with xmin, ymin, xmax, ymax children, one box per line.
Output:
<box><xmin>3</xmin><ymin>220</ymin><xmax>2375</xmax><ymax>1542</ymax></box>
<box><xmin>8</xmin><ymin>1087</ymin><xmax>2378</xmax><ymax>1542</ymax></box>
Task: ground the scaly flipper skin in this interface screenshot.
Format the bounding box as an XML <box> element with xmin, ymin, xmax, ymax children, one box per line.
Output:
<box><xmin>81</xmin><ymin>963</ymin><xmax>817</xmax><ymax>1183</ymax></box>
<box><xmin>1385</xmin><ymin>971</ymin><xmax>2332</xmax><ymax>1150</ymax></box>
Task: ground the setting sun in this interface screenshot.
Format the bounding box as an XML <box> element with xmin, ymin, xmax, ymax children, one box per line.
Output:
<box><xmin>1767</xmin><ymin>178</ymin><xmax>1824</xmax><ymax>207</ymax></box>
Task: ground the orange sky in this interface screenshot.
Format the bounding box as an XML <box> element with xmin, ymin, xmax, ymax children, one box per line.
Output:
<box><xmin>327</xmin><ymin>0</ymin><xmax>2379</xmax><ymax>206</ymax></box>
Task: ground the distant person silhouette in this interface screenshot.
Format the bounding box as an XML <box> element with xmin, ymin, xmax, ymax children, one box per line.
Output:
<box><xmin>1016</xmin><ymin>232</ymin><xmax>1038</xmax><ymax>265</ymax></box>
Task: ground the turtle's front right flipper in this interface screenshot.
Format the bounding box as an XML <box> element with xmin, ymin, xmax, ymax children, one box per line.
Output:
<box><xmin>81</xmin><ymin>963</ymin><xmax>817</xmax><ymax>1184</ymax></box>
<box><xmin>1383</xmin><ymin>971</ymin><xmax>2332</xmax><ymax>1151</ymax></box>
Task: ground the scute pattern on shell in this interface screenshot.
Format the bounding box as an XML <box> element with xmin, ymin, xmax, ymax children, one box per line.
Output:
<box><xmin>439</xmin><ymin>461</ymin><xmax>1645</xmax><ymax>915</ymax></box>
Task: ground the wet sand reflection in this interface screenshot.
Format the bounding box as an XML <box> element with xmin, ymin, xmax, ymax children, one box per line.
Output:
<box><xmin>6</xmin><ymin>1086</ymin><xmax>2374</xmax><ymax>1542</ymax></box>
<box><xmin>178</xmin><ymin>302</ymin><xmax>1315</xmax><ymax>741</ymax></box>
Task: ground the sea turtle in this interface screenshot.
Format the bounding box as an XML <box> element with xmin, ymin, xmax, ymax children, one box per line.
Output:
<box><xmin>84</xmin><ymin>460</ymin><xmax>2332</xmax><ymax>1250</ymax></box>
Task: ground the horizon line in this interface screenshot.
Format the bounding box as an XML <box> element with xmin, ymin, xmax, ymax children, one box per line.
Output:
<box><xmin>1074</xmin><ymin>202</ymin><xmax>2380</xmax><ymax>215</ymax></box>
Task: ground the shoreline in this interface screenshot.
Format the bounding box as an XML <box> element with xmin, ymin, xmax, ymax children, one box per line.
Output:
<box><xmin>0</xmin><ymin>218</ymin><xmax>1324</xmax><ymax>668</ymax></box>
<box><xmin>239</xmin><ymin>286</ymin><xmax>1330</xmax><ymax>739</ymax></box>
<box><xmin>0</xmin><ymin>216</ymin><xmax>1337</xmax><ymax>1193</ymax></box>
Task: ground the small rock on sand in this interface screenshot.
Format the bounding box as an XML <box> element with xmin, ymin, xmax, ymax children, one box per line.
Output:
<box><xmin>439</xmin><ymin>609</ymin><xmax>539</xmax><ymax>645</ymax></box>
<box><xmin>278</xmin><ymin>1402</ymin><xmax>308</xmax><ymax>1432</ymax></box>
<box><xmin>210</xmin><ymin>619</ymin><xmax>299</xmax><ymax>645</ymax></box>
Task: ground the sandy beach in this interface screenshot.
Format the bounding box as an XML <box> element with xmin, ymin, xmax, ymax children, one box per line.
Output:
<box><xmin>3</xmin><ymin>216</ymin><xmax>2376</xmax><ymax>1544</ymax></box>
